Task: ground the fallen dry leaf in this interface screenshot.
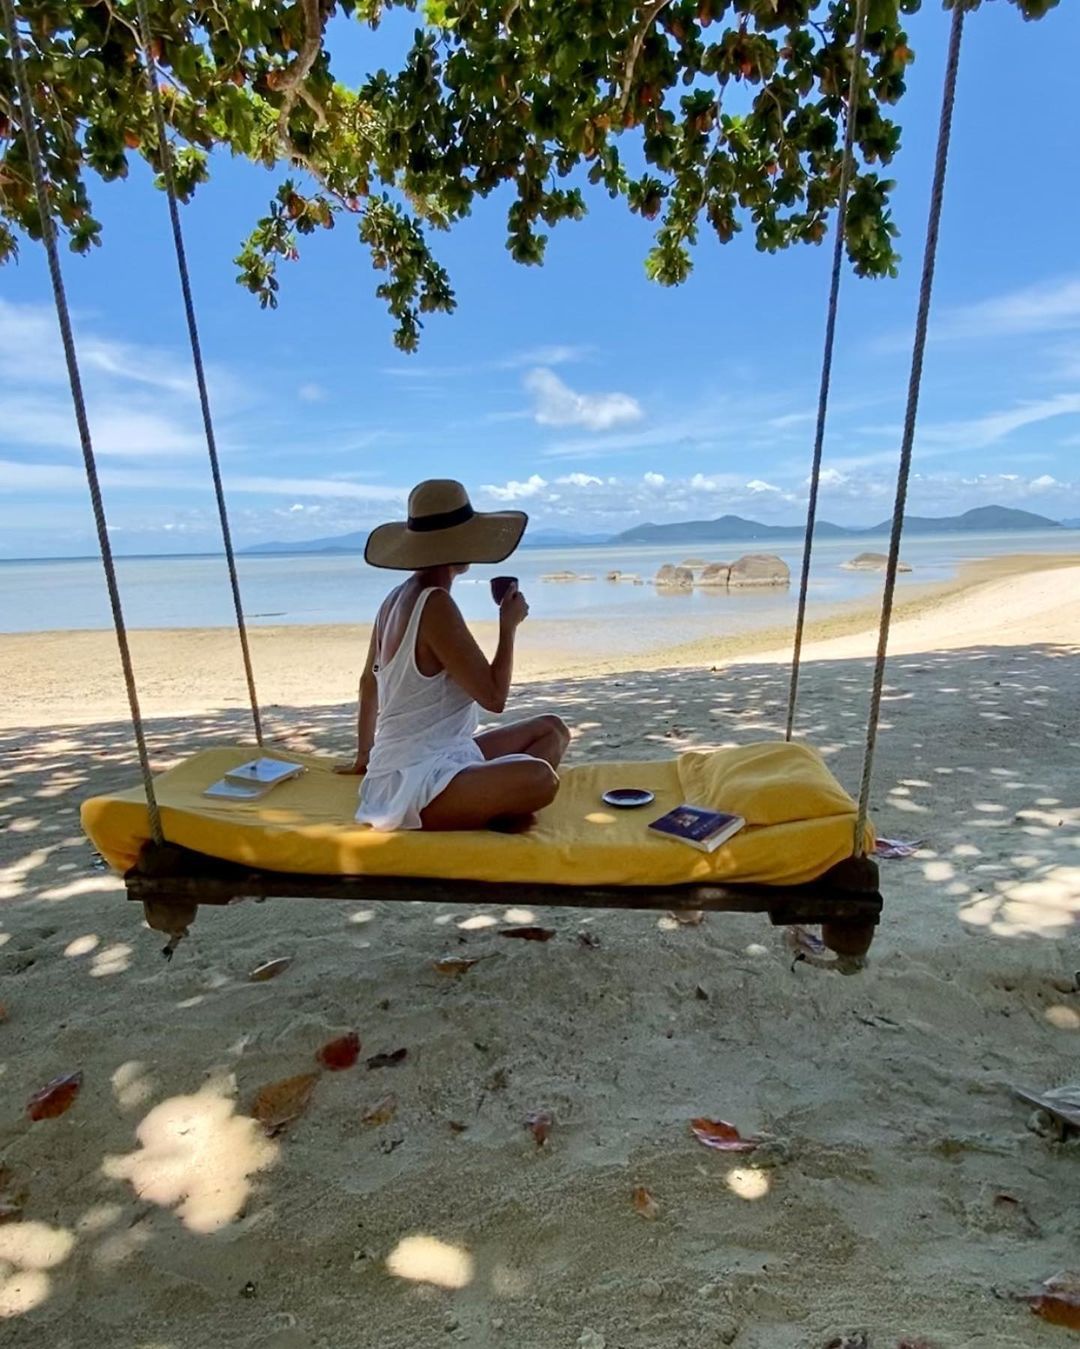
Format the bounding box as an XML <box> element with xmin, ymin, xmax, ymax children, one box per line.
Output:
<box><xmin>433</xmin><ymin>956</ymin><xmax>483</xmax><ymax>977</ymax></box>
<box><xmin>526</xmin><ymin>1109</ymin><xmax>553</xmax><ymax>1147</ymax></box>
<box><xmin>632</xmin><ymin>1185</ymin><xmax>659</xmax><ymax>1220</ymax></box>
<box><xmin>360</xmin><ymin>1094</ymin><xmax>398</xmax><ymax>1127</ymax></box>
<box><xmin>1013</xmin><ymin>1083</ymin><xmax>1080</xmax><ymax>1133</ymax></box>
<box><xmin>316</xmin><ymin>1031</ymin><xmax>361</xmax><ymax>1071</ymax></box>
<box><xmin>249</xmin><ymin>1072</ymin><xmax>319</xmax><ymax>1134</ymax></box>
<box><xmin>690</xmin><ymin>1117</ymin><xmax>760</xmax><ymax>1153</ymax></box>
<box><xmin>366</xmin><ymin>1048</ymin><xmax>408</xmax><ymax>1070</ymax></box>
<box><xmin>27</xmin><ymin>1070</ymin><xmax>83</xmax><ymax>1122</ymax></box>
<box><xmin>670</xmin><ymin>910</ymin><xmax>705</xmax><ymax>926</ymax></box>
<box><xmin>448</xmin><ymin>1120</ymin><xmax>468</xmax><ymax>1134</ymax></box>
<box><xmin>248</xmin><ymin>957</ymin><xmax>292</xmax><ymax>982</ymax></box>
<box><xmin>500</xmin><ymin>926</ymin><xmax>556</xmax><ymax>942</ymax></box>
<box><xmin>1028</xmin><ymin>1271</ymin><xmax>1080</xmax><ymax>1330</ymax></box>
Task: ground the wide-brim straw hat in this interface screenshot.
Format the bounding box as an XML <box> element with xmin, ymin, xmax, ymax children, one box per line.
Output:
<box><xmin>365</xmin><ymin>479</ymin><xmax>528</xmax><ymax>570</ymax></box>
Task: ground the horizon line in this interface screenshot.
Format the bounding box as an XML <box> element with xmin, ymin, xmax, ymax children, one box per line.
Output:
<box><xmin>1</xmin><ymin>505</ymin><xmax>1073</xmax><ymax>565</ymax></box>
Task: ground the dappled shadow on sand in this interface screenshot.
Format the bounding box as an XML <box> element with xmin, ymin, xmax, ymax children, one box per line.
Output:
<box><xmin>0</xmin><ymin>642</ymin><xmax>1077</xmax><ymax>1345</ymax></box>
<box><xmin>4</xmin><ymin>640</ymin><xmax>1074</xmax><ymax>944</ymax></box>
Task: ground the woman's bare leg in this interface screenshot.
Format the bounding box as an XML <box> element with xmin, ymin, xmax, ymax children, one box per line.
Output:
<box><xmin>474</xmin><ymin>714</ymin><xmax>570</xmax><ymax>770</ymax></box>
<box><xmin>420</xmin><ymin>758</ymin><xmax>559</xmax><ymax>831</ymax></box>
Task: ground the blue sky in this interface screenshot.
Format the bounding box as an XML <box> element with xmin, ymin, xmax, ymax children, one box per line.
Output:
<box><xmin>1</xmin><ymin>2</ymin><xmax>1078</xmax><ymax>558</ymax></box>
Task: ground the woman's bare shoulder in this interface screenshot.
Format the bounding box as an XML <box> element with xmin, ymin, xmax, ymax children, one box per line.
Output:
<box><xmin>421</xmin><ymin>586</ymin><xmax>464</xmax><ymax>628</ymax></box>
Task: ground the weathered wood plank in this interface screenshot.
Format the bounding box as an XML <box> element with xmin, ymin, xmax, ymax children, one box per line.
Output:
<box><xmin>123</xmin><ymin>843</ymin><xmax>883</xmax><ymax>937</ymax></box>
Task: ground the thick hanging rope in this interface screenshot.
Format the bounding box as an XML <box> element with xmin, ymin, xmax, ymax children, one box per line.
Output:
<box><xmin>785</xmin><ymin>0</ymin><xmax>868</xmax><ymax>742</ymax></box>
<box><xmin>136</xmin><ymin>0</ymin><xmax>264</xmax><ymax>745</ymax></box>
<box><xmin>854</xmin><ymin>4</ymin><xmax>965</xmax><ymax>854</ymax></box>
<box><xmin>1</xmin><ymin>0</ymin><xmax>164</xmax><ymax>845</ymax></box>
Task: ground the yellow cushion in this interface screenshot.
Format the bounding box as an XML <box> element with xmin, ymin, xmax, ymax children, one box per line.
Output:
<box><xmin>81</xmin><ymin>742</ymin><xmax>873</xmax><ymax>889</ymax></box>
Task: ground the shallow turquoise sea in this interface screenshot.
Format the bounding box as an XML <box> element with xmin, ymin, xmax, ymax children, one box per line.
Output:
<box><xmin>0</xmin><ymin>530</ymin><xmax>1073</xmax><ymax>636</ymax></box>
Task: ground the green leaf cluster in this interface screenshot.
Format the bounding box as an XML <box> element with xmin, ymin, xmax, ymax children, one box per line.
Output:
<box><xmin>0</xmin><ymin>0</ymin><xmax>1059</xmax><ymax>348</ymax></box>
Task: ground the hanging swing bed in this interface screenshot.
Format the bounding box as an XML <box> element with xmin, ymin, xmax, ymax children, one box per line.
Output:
<box><xmin>2</xmin><ymin>0</ymin><xmax>965</xmax><ymax>961</ymax></box>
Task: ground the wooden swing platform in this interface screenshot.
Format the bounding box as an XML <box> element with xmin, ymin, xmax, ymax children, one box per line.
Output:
<box><xmin>128</xmin><ymin>842</ymin><xmax>883</xmax><ymax>959</ymax></box>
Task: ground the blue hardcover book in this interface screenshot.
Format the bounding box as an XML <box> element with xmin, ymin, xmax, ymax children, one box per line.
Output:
<box><xmin>648</xmin><ymin>804</ymin><xmax>745</xmax><ymax>853</ymax></box>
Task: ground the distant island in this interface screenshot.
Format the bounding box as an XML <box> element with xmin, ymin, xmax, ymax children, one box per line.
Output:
<box><xmin>612</xmin><ymin>505</ymin><xmax>1064</xmax><ymax>545</ymax></box>
<box><xmin>240</xmin><ymin>525</ymin><xmax>611</xmax><ymax>555</ymax></box>
<box><xmin>242</xmin><ymin>504</ymin><xmax>1068</xmax><ymax>556</ymax></box>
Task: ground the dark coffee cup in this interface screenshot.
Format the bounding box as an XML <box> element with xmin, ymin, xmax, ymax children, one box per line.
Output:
<box><xmin>491</xmin><ymin>575</ymin><xmax>518</xmax><ymax>604</ymax></box>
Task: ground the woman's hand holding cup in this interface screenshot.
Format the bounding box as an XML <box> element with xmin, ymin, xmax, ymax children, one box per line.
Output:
<box><xmin>492</xmin><ymin>576</ymin><xmax>528</xmax><ymax>628</ymax></box>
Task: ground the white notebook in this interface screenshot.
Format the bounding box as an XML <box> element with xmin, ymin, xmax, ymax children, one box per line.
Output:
<box><xmin>224</xmin><ymin>757</ymin><xmax>305</xmax><ymax>787</ymax></box>
<box><xmin>203</xmin><ymin>758</ymin><xmax>305</xmax><ymax>801</ymax></box>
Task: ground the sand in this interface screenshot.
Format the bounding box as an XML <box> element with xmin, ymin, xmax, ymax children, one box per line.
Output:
<box><xmin>0</xmin><ymin>554</ymin><xmax>1078</xmax><ymax>1347</ymax></box>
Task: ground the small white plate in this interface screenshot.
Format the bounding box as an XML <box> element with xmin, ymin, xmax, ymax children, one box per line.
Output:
<box><xmin>602</xmin><ymin>788</ymin><xmax>655</xmax><ymax>809</ymax></box>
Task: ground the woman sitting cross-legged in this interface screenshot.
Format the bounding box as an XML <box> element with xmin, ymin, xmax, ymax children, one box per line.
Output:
<box><xmin>336</xmin><ymin>479</ymin><xmax>570</xmax><ymax>831</ymax></box>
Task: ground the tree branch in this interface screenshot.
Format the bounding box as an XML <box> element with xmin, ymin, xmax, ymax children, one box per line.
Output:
<box><xmin>618</xmin><ymin>0</ymin><xmax>673</xmax><ymax>117</ymax></box>
<box><xmin>299</xmin><ymin>85</ymin><xmax>328</xmax><ymax>130</ymax></box>
<box><xmin>276</xmin><ymin>0</ymin><xmax>328</xmax><ymax>144</ymax></box>
<box><xmin>102</xmin><ymin>0</ymin><xmax>143</xmax><ymax>50</ymax></box>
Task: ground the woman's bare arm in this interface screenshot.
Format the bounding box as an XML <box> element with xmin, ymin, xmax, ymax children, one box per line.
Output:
<box><xmin>423</xmin><ymin>586</ymin><xmax>528</xmax><ymax>713</ymax></box>
<box><xmin>336</xmin><ymin>626</ymin><xmax>379</xmax><ymax>774</ymax></box>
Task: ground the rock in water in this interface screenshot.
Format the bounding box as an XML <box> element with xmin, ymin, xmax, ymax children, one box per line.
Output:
<box><xmin>655</xmin><ymin>564</ymin><xmax>694</xmax><ymax>588</ymax></box>
<box><xmin>697</xmin><ymin>562</ymin><xmax>732</xmax><ymax>587</ymax></box>
<box><xmin>728</xmin><ymin>553</ymin><xmax>791</xmax><ymax>586</ymax></box>
<box><xmin>842</xmin><ymin>551</ymin><xmax>912</xmax><ymax>573</ymax></box>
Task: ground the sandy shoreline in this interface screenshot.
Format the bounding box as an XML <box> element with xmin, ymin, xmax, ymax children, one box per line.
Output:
<box><xmin>1</xmin><ymin>551</ymin><xmax>1076</xmax><ymax>729</ymax></box>
<box><xmin>1</xmin><ymin>551</ymin><xmax>1078</xmax><ymax>1345</ymax></box>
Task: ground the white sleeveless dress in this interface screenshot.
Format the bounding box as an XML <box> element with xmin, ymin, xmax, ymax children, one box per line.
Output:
<box><xmin>355</xmin><ymin>587</ymin><xmax>535</xmax><ymax>831</ymax></box>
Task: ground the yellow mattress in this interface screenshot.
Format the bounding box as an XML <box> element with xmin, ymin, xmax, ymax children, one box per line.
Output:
<box><xmin>81</xmin><ymin>741</ymin><xmax>872</xmax><ymax>889</ymax></box>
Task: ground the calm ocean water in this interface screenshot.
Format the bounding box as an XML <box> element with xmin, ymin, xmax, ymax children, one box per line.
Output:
<box><xmin>0</xmin><ymin>531</ymin><xmax>1073</xmax><ymax>637</ymax></box>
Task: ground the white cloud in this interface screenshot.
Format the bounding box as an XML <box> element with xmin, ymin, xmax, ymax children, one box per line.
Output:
<box><xmin>0</xmin><ymin>459</ymin><xmax>85</xmax><ymax>490</ymax></box>
<box><xmin>919</xmin><ymin>393</ymin><xmax>1080</xmax><ymax>451</ymax></box>
<box><xmin>480</xmin><ymin>474</ymin><xmax>549</xmax><ymax>502</ymax></box>
<box><xmin>555</xmin><ymin>472</ymin><xmax>602</xmax><ymax>488</ymax></box>
<box><xmin>0</xmin><ymin>298</ymin><xmax>243</xmax><ymax>403</ymax></box>
<box><xmin>875</xmin><ymin>275</ymin><xmax>1080</xmax><ymax>353</ymax></box>
<box><xmin>932</xmin><ymin>275</ymin><xmax>1080</xmax><ymax>342</ymax></box>
<box><xmin>298</xmin><ymin>383</ymin><xmax>327</xmax><ymax>402</ymax></box>
<box><xmin>524</xmin><ymin>368</ymin><xmax>643</xmax><ymax>432</ymax></box>
<box><xmin>225</xmin><ymin>475</ymin><xmax>404</xmax><ymax>503</ymax></box>
<box><xmin>0</xmin><ymin>394</ymin><xmax>208</xmax><ymax>459</ymax></box>
<box><xmin>379</xmin><ymin>344</ymin><xmax>592</xmax><ymax>384</ymax></box>
<box><xmin>767</xmin><ymin>410</ymin><xmax>816</xmax><ymax>430</ymax></box>
<box><xmin>0</xmin><ymin>457</ymin><xmax>408</xmax><ymax>505</ymax></box>
<box><xmin>0</xmin><ymin>299</ymin><xmax>252</xmax><ymax>463</ymax></box>
<box><xmin>459</xmin><ymin>468</ymin><xmax>1079</xmax><ymax>532</ymax></box>
<box><xmin>500</xmin><ymin>344</ymin><xmax>592</xmax><ymax>370</ymax></box>
<box><xmin>817</xmin><ymin>468</ymin><xmax>848</xmax><ymax>487</ymax></box>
